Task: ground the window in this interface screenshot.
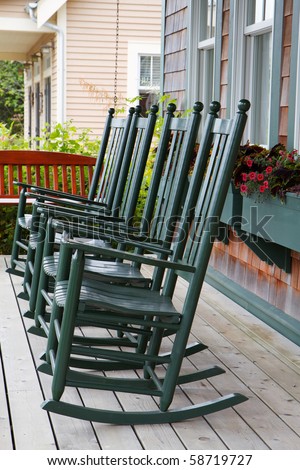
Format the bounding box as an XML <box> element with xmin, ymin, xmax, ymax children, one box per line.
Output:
<box><xmin>34</xmin><ymin>82</ymin><xmax>41</xmax><ymax>140</ymax></box>
<box><xmin>139</xmin><ymin>55</ymin><xmax>160</xmax><ymax>88</ymax></box>
<box><xmin>27</xmin><ymin>86</ymin><xmax>32</xmax><ymax>140</ymax></box>
<box><xmin>243</xmin><ymin>0</ymin><xmax>275</xmax><ymax>146</ymax></box>
<box><xmin>127</xmin><ymin>42</ymin><xmax>160</xmax><ymax>115</ymax></box>
<box><xmin>138</xmin><ymin>55</ymin><xmax>160</xmax><ymax>115</ymax></box>
<box><xmin>44</xmin><ymin>77</ymin><xmax>51</xmax><ymax>129</ymax></box>
<box><xmin>247</xmin><ymin>0</ymin><xmax>274</xmax><ymax>24</ymax></box>
<box><xmin>43</xmin><ymin>49</ymin><xmax>52</xmax><ymax>130</ymax></box>
<box><xmin>197</xmin><ymin>1</ymin><xmax>216</xmax><ymax>116</ymax></box>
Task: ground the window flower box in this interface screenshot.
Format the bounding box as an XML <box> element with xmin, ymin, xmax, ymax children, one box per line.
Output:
<box><xmin>241</xmin><ymin>192</ymin><xmax>300</xmax><ymax>252</ymax></box>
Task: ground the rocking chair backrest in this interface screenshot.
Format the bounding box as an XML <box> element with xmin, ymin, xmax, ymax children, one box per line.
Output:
<box><xmin>93</xmin><ymin>106</ymin><xmax>135</xmax><ymax>206</ymax></box>
<box><xmin>136</xmin><ymin>101</ymin><xmax>203</xmax><ymax>242</ymax></box>
<box><xmin>111</xmin><ymin>105</ymin><xmax>159</xmax><ymax>218</ymax></box>
<box><xmin>163</xmin><ymin>100</ymin><xmax>250</xmax><ymax>302</ymax></box>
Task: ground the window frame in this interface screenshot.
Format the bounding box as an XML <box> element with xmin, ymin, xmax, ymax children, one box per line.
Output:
<box><xmin>187</xmin><ymin>0</ymin><xmax>222</xmax><ymax>113</ymax></box>
<box><xmin>138</xmin><ymin>54</ymin><xmax>160</xmax><ymax>90</ymax></box>
<box><xmin>127</xmin><ymin>41</ymin><xmax>161</xmax><ymax>107</ymax></box>
<box><xmin>230</xmin><ymin>0</ymin><xmax>281</xmax><ymax>147</ymax></box>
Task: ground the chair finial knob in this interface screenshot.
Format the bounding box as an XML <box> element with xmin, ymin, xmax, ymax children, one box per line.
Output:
<box><xmin>166</xmin><ymin>102</ymin><xmax>176</xmax><ymax>115</ymax></box>
<box><xmin>238</xmin><ymin>99</ymin><xmax>251</xmax><ymax>113</ymax></box>
<box><xmin>193</xmin><ymin>101</ymin><xmax>204</xmax><ymax>113</ymax></box>
<box><xmin>209</xmin><ymin>101</ymin><xmax>221</xmax><ymax>115</ymax></box>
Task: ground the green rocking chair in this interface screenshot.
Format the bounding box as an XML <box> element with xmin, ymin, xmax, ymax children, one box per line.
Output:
<box><xmin>20</xmin><ymin>104</ymin><xmax>159</xmax><ymax>309</ymax></box>
<box><xmin>27</xmin><ymin>102</ymin><xmax>203</xmax><ymax>339</ymax></box>
<box><xmin>8</xmin><ymin>106</ymin><xmax>136</xmax><ymax>276</ymax></box>
<box><xmin>40</xmin><ymin>100</ymin><xmax>251</xmax><ymax>424</ymax></box>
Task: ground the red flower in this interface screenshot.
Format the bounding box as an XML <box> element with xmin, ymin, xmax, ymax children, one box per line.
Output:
<box><xmin>259</xmin><ymin>185</ymin><xmax>266</xmax><ymax>193</ymax></box>
<box><xmin>249</xmin><ymin>172</ymin><xmax>256</xmax><ymax>180</ymax></box>
<box><xmin>265</xmin><ymin>166</ymin><xmax>273</xmax><ymax>174</ymax></box>
<box><xmin>264</xmin><ymin>180</ymin><xmax>269</xmax><ymax>188</ymax></box>
<box><xmin>240</xmin><ymin>184</ymin><xmax>248</xmax><ymax>193</ymax></box>
<box><xmin>257</xmin><ymin>173</ymin><xmax>264</xmax><ymax>181</ymax></box>
<box><xmin>242</xmin><ymin>173</ymin><xmax>247</xmax><ymax>181</ymax></box>
<box><xmin>246</xmin><ymin>158</ymin><xmax>253</xmax><ymax>167</ymax></box>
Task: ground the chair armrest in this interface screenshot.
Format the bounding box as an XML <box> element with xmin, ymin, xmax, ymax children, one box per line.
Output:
<box><xmin>61</xmin><ymin>235</ymin><xmax>195</xmax><ymax>273</ymax></box>
<box><xmin>35</xmin><ymin>200</ymin><xmax>117</xmax><ymax>221</ymax></box>
<box><xmin>26</xmin><ymin>193</ymin><xmax>111</xmax><ymax>216</ymax></box>
<box><xmin>14</xmin><ymin>181</ymin><xmax>106</xmax><ymax>207</ymax></box>
<box><xmin>52</xmin><ymin>218</ymin><xmax>170</xmax><ymax>255</ymax></box>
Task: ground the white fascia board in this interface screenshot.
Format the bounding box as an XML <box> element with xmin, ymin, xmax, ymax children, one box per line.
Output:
<box><xmin>0</xmin><ymin>17</ymin><xmax>49</xmax><ymax>33</ymax></box>
<box><xmin>37</xmin><ymin>0</ymin><xmax>68</xmax><ymax>28</ymax></box>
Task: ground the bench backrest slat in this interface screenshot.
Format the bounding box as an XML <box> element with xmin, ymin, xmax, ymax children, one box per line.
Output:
<box><xmin>0</xmin><ymin>150</ymin><xmax>96</xmax><ymax>203</ymax></box>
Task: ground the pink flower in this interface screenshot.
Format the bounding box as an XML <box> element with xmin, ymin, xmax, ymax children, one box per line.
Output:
<box><xmin>259</xmin><ymin>185</ymin><xmax>266</xmax><ymax>193</ymax></box>
<box><xmin>246</xmin><ymin>159</ymin><xmax>253</xmax><ymax>167</ymax></box>
<box><xmin>265</xmin><ymin>166</ymin><xmax>273</xmax><ymax>174</ymax></box>
<box><xmin>257</xmin><ymin>173</ymin><xmax>264</xmax><ymax>181</ymax></box>
<box><xmin>264</xmin><ymin>180</ymin><xmax>269</xmax><ymax>188</ymax></box>
<box><xmin>242</xmin><ymin>173</ymin><xmax>247</xmax><ymax>181</ymax></box>
<box><xmin>249</xmin><ymin>172</ymin><xmax>256</xmax><ymax>180</ymax></box>
<box><xmin>240</xmin><ymin>184</ymin><xmax>248</xmax><ymax>193</ymax></box>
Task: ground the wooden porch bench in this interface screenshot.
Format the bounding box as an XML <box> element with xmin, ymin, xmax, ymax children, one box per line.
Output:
<box><xmin>0</xmin><ymin>149</ymin><xmax>96</xmax><ymax>204</ymax></box>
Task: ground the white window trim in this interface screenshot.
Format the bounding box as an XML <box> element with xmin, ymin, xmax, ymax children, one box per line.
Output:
<box><xmin>139</xmin><ymin>55</ymin><xmax>160</xmax><ymax>90</ymax></box>
<box><xmin>244</xmin><ymin>18</ymin><xmax>272</xmax><ymax>36</ymax></box>
<box><xmin>295</xmin><ymin>21</ymin><xmax>300</xmax><ymax>151</ymax></box>
<box><xmin>230</xmin><ymin>0</ymin><xmax>275</xmax><ymax>146</ymax></box>
<box><xmin>127</xmin><ymin>42</ymin><xmax>160</xmax><ymax>105</ymax></box>
<box><xmin>198</xmin><ymin>37</ymin><xmax>215</xmax><ymax>50</ymax></box>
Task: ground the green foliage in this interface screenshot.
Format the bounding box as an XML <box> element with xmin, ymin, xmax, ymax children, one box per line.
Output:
<box><xmin>0</xmin><ymin>61</ymin><xmax>24</xmax><ymax>134</ymax></box>
<box><xmin>0</xmin><ymin>120</ymin><xmax>101</xmax><ymax>157</ymax></box>
<box><xmin>34</xmin><ymin>121</ymin><xmax>101</xmax><ymax>157</ymax></box>
<box><xmin>0</xmin><ymin>122</ymin><xmax>29</xmax><ymax>149</ymax></box>
<box><xmin>0</xmin><ymin>206</ymin><xmax>18</xmax><ymax>254</ymax></box>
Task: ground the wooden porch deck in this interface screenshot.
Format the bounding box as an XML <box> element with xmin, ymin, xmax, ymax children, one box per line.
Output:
<box><xmin>1</xmin><ymin>254</ymin><xmax>300</xmax><ymax>451</ymax></box>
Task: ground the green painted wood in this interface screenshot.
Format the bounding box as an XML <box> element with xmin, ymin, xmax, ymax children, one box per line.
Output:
<box><xmin>38</xmin><ymin>100</ymin><xmax>251</xmax><ymax>423</ymax></box>
<box><xmin>28</xmin><ymin>101</ymin><xmax>202</xmax><ymax>336</ymax></box>
<box><xmin>241</xmin><ymin>193</ymin><xmax>300</xmax><ymax>252</ymax></box>
<box><xmin>22</xmin><ymin>105</ymin><xmax>158</xmax><ymax>319</ymax></box>
<box><xmin>8</xmin><ymin>107</ymin><xmax>131</xmax><ymax>275</ymax></box>
<box><xmin>41</xmin><ymin>393</ymin><xmax>248</xmax><ymax>425</ymax></box>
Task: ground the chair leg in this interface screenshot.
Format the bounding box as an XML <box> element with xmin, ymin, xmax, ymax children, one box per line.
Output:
<box><xmin>9</xmin><ymin>189</ymin><xmax>27</xmax><ymax>275</ymax></box>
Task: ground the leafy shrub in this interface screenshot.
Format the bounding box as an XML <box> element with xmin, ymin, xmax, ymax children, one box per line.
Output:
<box><xmin>35</xmin><ymin>121</ymin><xmax>101</xmax><ymax>157</ymax></box>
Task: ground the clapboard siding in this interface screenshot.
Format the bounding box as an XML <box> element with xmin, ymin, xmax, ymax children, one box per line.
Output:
<box><xmin>0</xmin><ymin>0</ymin><xmax>28</xmax><ymax>17</ymax></box>
<box><xmin>66</xmin><ymin>0</ymin><xmax>161</xmax><ymax>134</ymax></box>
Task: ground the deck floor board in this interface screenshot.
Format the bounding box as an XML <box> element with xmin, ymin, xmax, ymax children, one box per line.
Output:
<box><xmin>1</xmin><ymin>256</ymin><xmax>300</xmax><ymax>450</ymax></box>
